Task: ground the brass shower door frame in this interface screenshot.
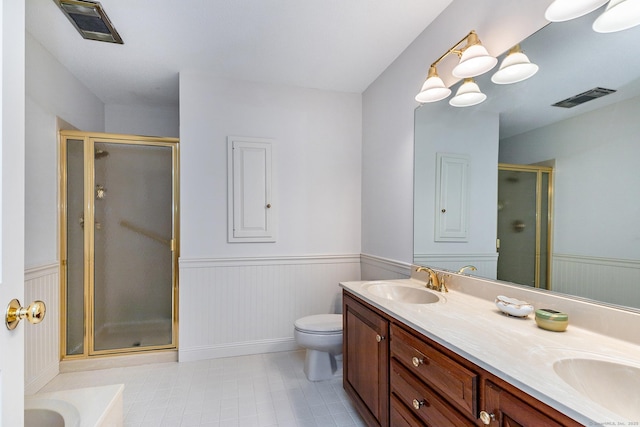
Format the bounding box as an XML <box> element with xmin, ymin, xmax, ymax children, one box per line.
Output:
<box><xmin>498</xmin><ymin>163</ymin><xmax>554</xmax><ymax>290</ymax></box>
<box><xmin>59</xmin><ymin>130</ymin><xmax>180</xmax><ymax>359</ymax></box>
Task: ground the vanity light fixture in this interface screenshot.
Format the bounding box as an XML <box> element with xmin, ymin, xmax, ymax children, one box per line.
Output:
<box><xmin>416</xmin><ymin>31</ymin><xmax>537</xmax><ymax>107</ymax></box>
<box><xmin>415</xmin><ymin>30</ymin><xmax>496</xmax><ymax>106</ymax></box>
<box><xmin>491</xmin><ymin>45</ymin><xmax>539</xmax><ymax>84</ymax></box>
<box><xmin>449</xmin><ymin>78</ymin><xmax>487</xmax><ymax>107</ymax></box>
<box><xmin>545</xmin><ymin>0</ymin><xmax>640</xmax><ymax>33</ymax></box>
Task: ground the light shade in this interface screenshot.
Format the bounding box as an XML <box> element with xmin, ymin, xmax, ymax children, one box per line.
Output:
<box><xmin>452</xmin><ymin>44</ymin><xmax>497</xmax><ymax>78</ymax></box>
<box><xmin>491</xmin><ymin>46</ymin><xmax>539</xmax><ymax>84</ymax></box>
<box><xmin>449</xmin><ymin>79</ymin><xmax>486</xmax><ymax>107</ymax></box>
<box><xmin>415</xmin><ymin>66</ymin><xmax>451</xmax><ymax>103</ymax></box>
<box><xmin>593</xmin><ymin>0</ymin><xmax>640</xmax><ymax>32</ymax></box>
<box><xmin>544</xmin><ymin>0</ymin><xmax>609</xmax><ymax>22</ymax></box>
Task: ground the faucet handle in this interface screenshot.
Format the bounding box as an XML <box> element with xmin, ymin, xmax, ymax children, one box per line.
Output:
<box><xmin>438</xmin><ymin>273</ymin><xmax>450</xmax><ymax>293</ymax></box>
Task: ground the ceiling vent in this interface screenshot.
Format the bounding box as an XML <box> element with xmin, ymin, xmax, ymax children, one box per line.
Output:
<box><xmin>552</xmin><ymin>87</ymin><xmax>616</xmax><ymax>108</ymax></box>
<box><xmin>54</xmin><ymin>0</ymin><xmax>123</xmax><ymax>44</ymax></box>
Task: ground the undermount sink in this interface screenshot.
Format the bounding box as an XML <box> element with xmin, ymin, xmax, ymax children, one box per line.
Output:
<box><xmin>363</xmin><ymin>282</ymin><xmax>440</xmax><ymax>304</ymax></box>
<box><xmin>553</xmin><ymin>358</ymin><xmax>640</xmax><ymax>420</ymax></box>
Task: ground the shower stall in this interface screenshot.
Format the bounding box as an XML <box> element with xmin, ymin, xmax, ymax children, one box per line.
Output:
<box><xmin>60</xmin><ymin>131</ymin><xmax>179</xmax><ymax>358</ymax></box>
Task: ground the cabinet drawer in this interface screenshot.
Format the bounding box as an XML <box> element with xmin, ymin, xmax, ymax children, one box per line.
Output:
<box><xmin>391</xmin><ymin>394</ymin><xmax>425</xmax><ymax>427</ymax></box>
<box><xmin>391</xmin><ymin>359</ymin><xmax>475</xmax><ymax>427</ymax></box>
<box><xmin>391</xmin><ymin>324</ymin><xmax>478</xmax><ymax>417</ymax></box>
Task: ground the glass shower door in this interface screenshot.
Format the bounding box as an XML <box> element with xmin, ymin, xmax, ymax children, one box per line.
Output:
<box><xmin>92</xmin><ymin>141</ymin><xmax>174</xmax><ymax>352</ymax></box>
<box><xmin>61</xmin><ymin>131</ymin><xmax>178</xmax><ymax>358</ymax></box>
<box><xmin>497</xmin><ymin>165</ymin><xmax>552</xmax><ymax>289</ymax></box>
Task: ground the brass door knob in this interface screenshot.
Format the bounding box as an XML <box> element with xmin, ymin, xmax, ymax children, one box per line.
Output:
<box><xmin>376</xmin><ymin>334</ymin><xmax>385</xmax><ymax>342</ymax></box>
<box><xmin>5</xmin><ymin>299</ymin><xmax>46</xmax><ymax>330</ymax></box>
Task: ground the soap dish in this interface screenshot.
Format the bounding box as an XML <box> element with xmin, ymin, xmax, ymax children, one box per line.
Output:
<box><xmin>495</xmin><ymin>295</ymin><xmax>534</xmax><ymax>318</ymax></box>
<box><xmin>535</xmin><ymin>308</ymin><xmax>569</xmax><ymax>332</ymax></box>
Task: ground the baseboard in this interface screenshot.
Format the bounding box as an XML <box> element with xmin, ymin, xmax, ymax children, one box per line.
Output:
<box><xmin>178</xmin><ymin>338</ymin><xmax>299</xmax><ymax>362</ymax></box>
<box><xmin>60</xmin><ymin>350</ymin><xmax>178</xmax><ymax>373</ymax></box>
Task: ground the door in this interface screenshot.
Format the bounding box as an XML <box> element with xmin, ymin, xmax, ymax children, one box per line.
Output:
<box><xmin>1</xmin><ymin>0</ymin><xmax>26</xmax><ymax>424</ymax></box>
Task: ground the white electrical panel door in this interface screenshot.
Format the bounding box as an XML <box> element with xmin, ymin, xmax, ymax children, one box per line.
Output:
<box><xmin>228</xmin><ymin>137</ymin><xmax>275</xmax><ymax>242</ymax></box>
<box><xmin>435</xmin><ymin>153</ymin><xmax>469</xmax><ymax>242</ymax></box>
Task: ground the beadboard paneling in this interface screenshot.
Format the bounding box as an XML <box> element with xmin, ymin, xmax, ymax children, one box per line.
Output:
<box><xmin>553</xmin><ymin>254</ymin><xmax>640</xmax><ymax>308</ymax></box>
<box><xmin>24</xmin><ymin>263</ymin><xmax>60</xmax><ymax>394</ymax></box>
<box><xmin>178</xmin><ymin>255</ymin><xmax>361</xmax><ymax>361</ymax></box>
<box><xmin>413</xmin><ymin>253</ymin><xmax>498</xmax><ymax>279</ymax></box>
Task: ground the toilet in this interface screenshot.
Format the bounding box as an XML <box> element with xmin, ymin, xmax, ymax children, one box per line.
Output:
<box><xmin>294</xmin><ymin>314</ymin><xmax>343</xmax><ymax>381</ymax></box>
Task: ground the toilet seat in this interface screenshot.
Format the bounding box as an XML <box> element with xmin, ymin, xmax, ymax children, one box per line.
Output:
<box><xmin>294</xmin><ymin>314</ymin><xmax>342</xmax><ymax>335</ymax></box>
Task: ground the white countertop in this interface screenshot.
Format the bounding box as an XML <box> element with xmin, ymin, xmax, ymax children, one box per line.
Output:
<box><xmin>340</xmin><ymin>278</ymin><xmax>640</xmax><ymax>425</ymax></box>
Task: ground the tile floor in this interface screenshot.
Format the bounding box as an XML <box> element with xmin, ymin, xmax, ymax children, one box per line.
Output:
<box><xmin>39</xmin><ymin>350</ymin><xmax>367</xmax><ymax>427</ymax></box>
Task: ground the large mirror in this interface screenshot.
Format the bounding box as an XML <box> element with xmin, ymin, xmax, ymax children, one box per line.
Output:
<box><xmin>414</xmin><ymin>12</ymin><xmax>640</xmax><ymax>310</ymax></box>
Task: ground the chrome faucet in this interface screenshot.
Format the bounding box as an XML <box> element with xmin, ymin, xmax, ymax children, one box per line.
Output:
<box><xmin>458</xmin><ymin>265</ymin><xmax>477</xmax><ymax>275</ymax></box>
<box><xmin>415</xmin><ymin>266</ymin><xmax>448</xmax><ymax>293</ymax></box>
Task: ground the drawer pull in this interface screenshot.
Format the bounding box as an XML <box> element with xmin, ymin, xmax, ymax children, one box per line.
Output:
<box><xmin>376</xmin><ymin>334</ymin><xmax>385</xmax><ymax>342</ymax></box>
<box><xmin>412</xmin><ymin>356</ymin><xmax>424</xmax><ymax>367</ymax></box>
<box><xmin>480</xmin><ymin>410</ymin><xmax>495</xmax><ymax>425</ymax></box>
<box><xmin>412</xmin><ymin>399</ymin><xmax>426</xmax><ymax>410</ymax></box>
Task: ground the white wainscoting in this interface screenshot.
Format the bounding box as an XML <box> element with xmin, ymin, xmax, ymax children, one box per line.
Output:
<box><xmin>413</xmin><ymin>253</ymin><xmax>498</xmax><ymax>279</ymax></box>
<box><xmin>178</xmin><ymin>255</ymin><xmax>361</xmax><ymax>362</ymax></box>
<box><xmin>24</xmin><ymin>263</ymin><xmax>60</xmax><ymax>394</ymax></box>
<box><xmin>360</xmin><ymin>253</ymin><xmax>411</xmax><ymax>281</ymax></box>
<box><xmin>553</xmin><ymin>254</ymin><xmax>640</xmax><ymax>308</ymax></box>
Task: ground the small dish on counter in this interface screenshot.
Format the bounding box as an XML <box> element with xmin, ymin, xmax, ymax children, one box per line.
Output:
<box><xmin>495</xmin><ymin>295</ymin><xmax>534</xmax><ymax>318</ymax></box>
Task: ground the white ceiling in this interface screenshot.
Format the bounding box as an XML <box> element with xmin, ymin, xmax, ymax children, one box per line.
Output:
<box><xmin>25</xmin><ymin>0</ymin><xmax>452</xmax><ymax>107</ymax></box>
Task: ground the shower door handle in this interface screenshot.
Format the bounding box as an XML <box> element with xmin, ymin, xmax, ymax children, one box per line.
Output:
<box><xmin>79</xmin><ymin>214</ymin><xmax>101</xmax><ymax>230</ymax></box>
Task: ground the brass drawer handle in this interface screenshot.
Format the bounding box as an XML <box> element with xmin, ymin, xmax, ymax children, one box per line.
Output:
<box><xmin>412</xmin><ymin>356</ymin><xmax>424</xmax><ymax>367</ymax></box>
<box><xmin>412</xmin><ymin>399</ymin><xmax>426</xmax><ymax>410</ymax></box>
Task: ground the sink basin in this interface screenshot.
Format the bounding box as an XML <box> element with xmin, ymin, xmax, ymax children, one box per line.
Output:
<box><xmin>363</xmin><ymin>282</ymin><xmax>440</xmax><ymax>304</ymax></box>
<box><xmin>554</xmin><ymin>358</ymin><xmax>640</xmax><ymax>420</ymax></box>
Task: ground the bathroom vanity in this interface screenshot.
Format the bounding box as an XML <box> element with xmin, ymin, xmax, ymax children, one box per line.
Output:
<box><xmin>341</xmin><ymin>273</ymin><xmax>640</xmax><ymax>426</ymax></box>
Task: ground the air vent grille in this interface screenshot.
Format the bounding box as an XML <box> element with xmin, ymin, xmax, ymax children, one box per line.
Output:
<box><xmin>55</xmin><ymin>0</ymin><xmax>123</xmax><ymax>44</ymax></box>
<box><xmin>552</xmin><ymin>87</ymin><xmax>616</xmax><ymax>108</ymax></box>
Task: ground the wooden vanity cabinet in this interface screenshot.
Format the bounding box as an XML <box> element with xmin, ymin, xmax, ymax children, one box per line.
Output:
<box><xmin>343</xmin><ymin>290</ymin><xmax>583</xmax><ymax>427</ymax></box>
<box><xmin>343</xmin><ymin>293</ymin><xmax>389</xmax><ymax>427</ymax></box>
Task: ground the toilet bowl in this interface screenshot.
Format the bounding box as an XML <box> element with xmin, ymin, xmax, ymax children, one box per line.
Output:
<box><xmin>294</xmin><ymin>314</ymin><xmax>343</xmax><ymax>381</ymax></box>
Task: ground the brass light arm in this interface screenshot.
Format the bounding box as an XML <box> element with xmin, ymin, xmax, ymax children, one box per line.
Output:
<box><xmin>430</xmin><ymin>30</ymin><xmax>481</xmax><ymax>69</ymax></box>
